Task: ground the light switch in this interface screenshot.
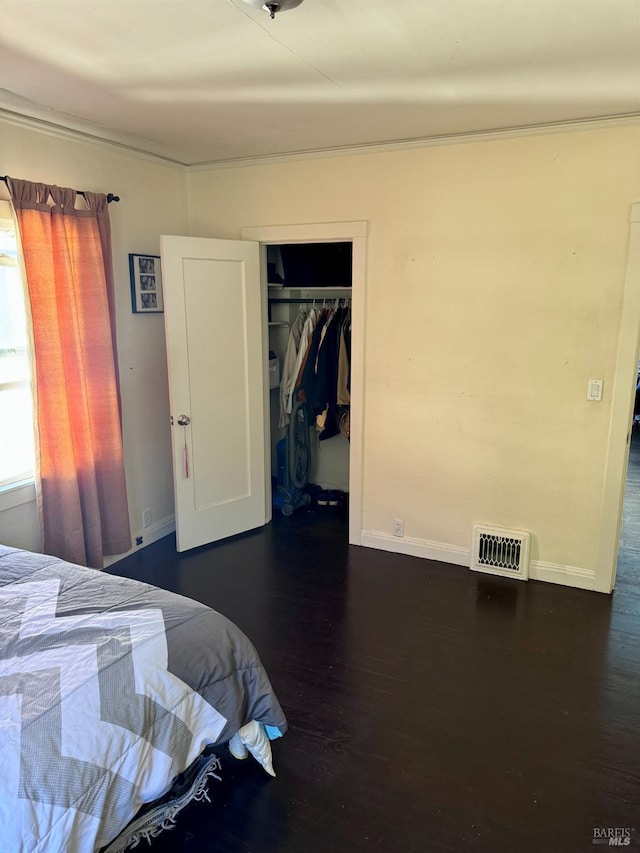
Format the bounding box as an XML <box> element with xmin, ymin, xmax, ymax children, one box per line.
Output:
<box><xmin>587</xmin><ymin>379</ymin><xmax>604</xmax><ymax>401</ymax></box>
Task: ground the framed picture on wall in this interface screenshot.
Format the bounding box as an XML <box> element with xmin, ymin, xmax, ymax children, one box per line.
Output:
<box><xmin>129</xmin><ymin>254</ymin><xmax>164</xmax><ymax>313</ymax></box>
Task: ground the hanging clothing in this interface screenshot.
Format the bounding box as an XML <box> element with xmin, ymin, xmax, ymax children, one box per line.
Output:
<box><xmin>278</xmin><ymin>301</ymin><xmax>351</xmax><ymax>440</ymax></box>
<box><xmin>279</xmin><ymin>308</ymin><xmax>308</xmax><ymax>428</ymax></box>
<box><xmin>284</xmin><ymin>307</ymin><xmax>321</xmax><ymax>419</ymax></box>
<box><xmin>311</xmin><ymin>308</ymin><xmax>342</xmax><ymax>415</ymax></box>
<box><xmin>336</xmin><ymin>321</ymin><xmax>351</xmax><ymax>405</ymax></box>
<box><xmin>299</xmin><ymin>309</ymin><xmax>330</xmax><ymax>406</ymax></box>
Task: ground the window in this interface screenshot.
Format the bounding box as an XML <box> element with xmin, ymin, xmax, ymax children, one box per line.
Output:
<box><xmin>0</xmin><ymin>203</ymin><xmax>35</xmax><ymax>488</ymax></box>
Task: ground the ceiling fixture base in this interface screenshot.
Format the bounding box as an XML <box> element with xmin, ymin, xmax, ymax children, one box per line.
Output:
<box><xmin>239</xmin><ymin>0</ymin><xmax>304</xmax><ymax>19</ymax></box>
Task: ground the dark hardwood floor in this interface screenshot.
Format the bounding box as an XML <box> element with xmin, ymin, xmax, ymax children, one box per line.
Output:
<box><xmin>108</xmin><ymin>504</ymin><xmax>640</xmax><ymax>853</ymax></box>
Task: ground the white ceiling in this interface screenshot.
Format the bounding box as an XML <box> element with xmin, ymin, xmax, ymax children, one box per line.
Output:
<box><xmin>0</xmin><ymin>0</ymin><xmax>639</xmax><ymax>166</ymax></box>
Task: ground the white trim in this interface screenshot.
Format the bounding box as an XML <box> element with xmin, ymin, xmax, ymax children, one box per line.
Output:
<box><xmin>242</xmin><ymin>221</ymin><xmax>368</xmax><ymax>242</ymax></box>
<box><xmin>102</xmin><ymin>514</ymin><xmax>176</xmax><ymax>568</ymax></box>
<box><xmin>0</xmin><ymin>108</ymin><xmax>188</xmax><ymax>170</ymax></box>
<box><xmin>360</xmin><ymin>530</ymin><xmax>470</xmax><ymax>566</ymax></box>
<box><xmin>528</xmin><ymin>560</ymin><xmax>596</xmax><ymax>591</ymax></box>
<box><xmin>241</xmin><ymin>221</ymin><xmax>367</xmax><ymax>547</ymax></box>
<box><xmin>596</xmin><ymin>202</ymin><xmax>640</xmax><ymax>593</ymax></box>
<box><xmin>349</xmin><ymin>235</ymin><xmax>367</xmax><ymax>545</ymax></box>
<box><xmin>140</xmin><ymin>513</ymin><xmax>176</xmax><ymax>547</ymax></box>
<box><xmin>0</xmin><ymin>480</ymin><xmax>36</xmax><ymax>512</ymax></box>
<box><xmin>361</xmin><ymin>530</ymin><xmax>598</xmax><ymax>591</ymax></box>
<box><xmin>2</xmin><ymin>106</ymin><xmax>637</xmax><ymax>171</ymax></box>
<box><xmin>190</xmin><ymin>114</ymin><xmax>640</xmax><ymax>171</ymax></box>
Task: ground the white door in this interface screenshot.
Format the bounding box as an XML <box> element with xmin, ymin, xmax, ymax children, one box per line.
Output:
<box><xmin>160</xmin><ymin>235</ymin><xmax>267</xmax><ymax>551</ymax></box>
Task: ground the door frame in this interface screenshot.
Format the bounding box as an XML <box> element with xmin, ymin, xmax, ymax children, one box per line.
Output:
<box><xmin>596</xmin><ymin>202</ymin><xmax>640</xmax><ymax>592</ymax></box>
<box><xmin>241</xmin><ymin>221</ymin><xmax>368</xmax><ymax>546</ymax></box>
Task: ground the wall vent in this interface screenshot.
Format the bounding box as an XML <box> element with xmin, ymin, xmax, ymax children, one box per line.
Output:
<box><xmin>471</xmin><ymin>524</ymin><xmax>531</xmax><ymax>581</ymax></box>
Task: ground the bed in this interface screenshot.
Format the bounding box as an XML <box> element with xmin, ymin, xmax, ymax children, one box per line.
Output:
<box><xmin>0</xmin><ymin>544</ymin><xmax>287</xmax><ymax>853</ymax></box>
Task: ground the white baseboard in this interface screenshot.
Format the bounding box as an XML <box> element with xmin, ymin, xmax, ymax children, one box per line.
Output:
<box><xmin>103</xmin><ymin>514</ymin><xmax>176</xmax><ymax>568</ymax></box>
<box><xmin>359</xmin><ymin>529</ymin><xmax>597</xmax><ymax>590</ymax></box>
<box><xmin>528</xmin><ymin>560</ymin><xmax>596</xmax><ymax>590</ymax></box>
<box><xmin>360</xmin><ymin>530</ymin><xmax>470</xmax><ymax>566</ymax></box>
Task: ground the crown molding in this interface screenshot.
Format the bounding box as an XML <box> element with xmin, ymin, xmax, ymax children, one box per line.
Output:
<box><xmin>188</xmin><ymin>113</ymin><xmax>640</xmax><ymax>172</ymax></box>
<box><xmin>0</xmin><ymin>107</ymin><xmax>188</xmax><ymax>171</ymax></box>
<box><xmin>1</xmin><ymin>105</ymin><xmax>638</xmax><ymax>174</ymax></box>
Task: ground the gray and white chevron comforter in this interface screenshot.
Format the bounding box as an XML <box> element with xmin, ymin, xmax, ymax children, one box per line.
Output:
<box><xmin>0</xmin><ymin>544</ymin><xmax>287</xmax><ymax>853</ymax></box>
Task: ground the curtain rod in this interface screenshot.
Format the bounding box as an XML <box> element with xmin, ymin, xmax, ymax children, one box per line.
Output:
<box><xmin>1</xmin><ymin>176</ymin><xmax>120</xmax><ymax>203</ymax></box>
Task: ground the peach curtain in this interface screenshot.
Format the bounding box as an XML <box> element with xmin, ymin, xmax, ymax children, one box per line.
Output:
<box><xmin>7</xmin><ymin>177</ymin><xmax>131</xmax><ymax>568</ymax></box>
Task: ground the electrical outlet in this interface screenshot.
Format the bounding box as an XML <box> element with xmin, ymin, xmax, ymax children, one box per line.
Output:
<box><xmin>393</xmin><ymin>518</ymin><xmax>404</xmax><ymax>537</ymax></box>
<box><xmin>143</xmin><ymin>508</ymin><xmax>152</xmax><ymax>528</ymax></box>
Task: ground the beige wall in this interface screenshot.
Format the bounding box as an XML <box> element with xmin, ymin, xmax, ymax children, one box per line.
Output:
<box><xmin>0</xmin><ymin>119</ymin><xmax>188</xmax><ymax>556</ymax></box>
<box><xmin>1</xmin><ymin>120</ymin><xmax>638</xmax><ymax>585</ymax></box>
<box><xmin>187</xmin><ymin>125</ymin><xmax>640</xmax><ymax>578</ymax></box>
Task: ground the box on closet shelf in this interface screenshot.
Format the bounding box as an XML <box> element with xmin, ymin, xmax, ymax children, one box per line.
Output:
<box><xmin>269</xmin><ymin>352</ymin><xmax>280</xmax><ymax>389</ymax></box>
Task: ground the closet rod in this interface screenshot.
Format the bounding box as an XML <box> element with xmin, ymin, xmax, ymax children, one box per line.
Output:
<box><xmin>269</xmin><ymin>297</ymin><xmax>350</xmax><ymax>304</ymax></box>
<box><xmin>1</xmin><ymin>176</ymin><xmax>120</xmax><ymax>203</ymax></box>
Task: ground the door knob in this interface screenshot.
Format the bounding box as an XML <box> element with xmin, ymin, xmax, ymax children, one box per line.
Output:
<box><xmin>176</xmin><ymin>414</ymin><xmax>191</xmax><ymax>426</ymax></box>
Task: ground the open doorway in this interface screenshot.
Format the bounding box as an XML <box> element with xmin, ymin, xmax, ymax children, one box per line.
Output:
<box><xmin>266</xmin><ymin>241</ymin><xmax>352</xmax><ymax>522</ymax></box>
<box><xmin>241</xmin><ymin>221</ymin><xmax>367</xmax><ymax>547</ymax></box>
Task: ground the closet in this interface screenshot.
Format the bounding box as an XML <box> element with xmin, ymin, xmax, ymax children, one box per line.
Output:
<box><xmin>266</xmin><ymin>242</ymin><xmax>352</xmax><ymax>519</ymax></box>
<box><xmin>161</xmin><ymin>224</ymin><xmax>365</xmax><ymax>553</ymax></box>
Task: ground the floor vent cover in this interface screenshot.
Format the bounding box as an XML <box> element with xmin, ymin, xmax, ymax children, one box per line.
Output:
<box><xmin>471</xmin><ymin>525</ymin><xmax>531</xmax><ymax>580</ymax></box>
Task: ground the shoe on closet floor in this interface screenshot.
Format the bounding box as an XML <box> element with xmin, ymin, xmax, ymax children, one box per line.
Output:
<box><xmin>317</xmin><ymin>489</ymin><xmax>343</xmax><ymax>506</ymax></box>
